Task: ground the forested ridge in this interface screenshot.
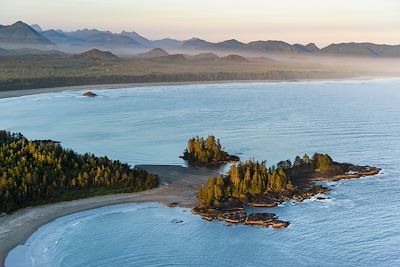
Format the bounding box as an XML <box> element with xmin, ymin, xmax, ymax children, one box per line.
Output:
<box><xmin>0</xmin><ymin>130</ymin><xmax>158</xmax><ymax>213</ymax></box>
<box><xmin>0</xmin><ymin>53</ymin><xmax>357</xmax><ymax>91</ymax></box>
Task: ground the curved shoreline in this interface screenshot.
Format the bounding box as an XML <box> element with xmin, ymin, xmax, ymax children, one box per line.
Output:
<box><xmin>0</xmin><ymin>164</ymin><xmax>222</xmax><ymax>267</ymax></box>
<box><xmin>0</xmin><ymin>163</ymin><xmax>381</xmax><ymax>266</ymax></box>
<box><xmin>0</xmin><ymin>76</ymin><xmax>384</xmax><ymax>99</ymax></box>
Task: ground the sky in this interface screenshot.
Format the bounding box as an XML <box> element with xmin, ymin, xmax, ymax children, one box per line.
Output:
<box><xmin>1</xmin><ymin>0</ymin><xmax>399</xmax><ymax>46</ymax></box>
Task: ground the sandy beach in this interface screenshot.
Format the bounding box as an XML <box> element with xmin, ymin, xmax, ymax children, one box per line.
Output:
<box><xmin>0</xmin><ymin>80</ymin><xmax>272</xmax><ymax>99</ymax></box>
<box><xmin>0</xmin><ymin>77</ymin><xmax>377</xmax><ymax>99</ymax></box>
<box><xmin>0</xmin><ymin>164</ymin><xmax>223</xmax><ymax>267</ymax></box>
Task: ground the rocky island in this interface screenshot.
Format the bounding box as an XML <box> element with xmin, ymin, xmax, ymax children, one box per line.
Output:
<box><xmin>193</xmin><ymin>152</ymin><xmax>380</xmax><ymax>228</ymax></box>
<box><xmin>180</xmin><ymin>135</ymin><xmax>239</xmax><ymax>164</ymax></box>
<box><xmin>83</xmin><ymin>91</ymin><xmax>97</xmax><ymax>97</ymax></box>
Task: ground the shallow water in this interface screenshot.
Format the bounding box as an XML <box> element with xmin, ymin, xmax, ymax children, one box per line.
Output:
<box><xmin>2</xmin><ymin>79</ymin><xmax>400</xmax><ymax>266</ymax></box>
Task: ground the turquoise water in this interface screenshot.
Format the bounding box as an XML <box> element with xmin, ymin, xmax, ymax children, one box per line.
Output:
<box><xmin>2</xmin><ymin>79</ymin><xmax>400</xmax><ymax>266</ymax></box>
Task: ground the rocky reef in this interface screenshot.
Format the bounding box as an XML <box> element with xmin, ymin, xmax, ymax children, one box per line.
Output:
<box><xmin>192</xmin><ymin>200</ymin><xmax>290</xmax><ymax>228</ymax></box>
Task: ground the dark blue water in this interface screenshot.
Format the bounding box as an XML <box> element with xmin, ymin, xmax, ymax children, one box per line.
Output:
<box><xmin>2</xmin><ymin>79</ymin><xmax>400</xmax><ymax>266</ymax></box>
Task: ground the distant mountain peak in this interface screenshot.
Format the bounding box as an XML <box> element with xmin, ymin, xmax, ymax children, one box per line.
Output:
<box><xmin>216</xmin><ymin>54</ymin><xmax>249</xmax><ymax>62</ymax></box>
<box><xmin>181</xmin><ymin>38</ymin><xmax>211</xmax><ymax>49</ymax></box>
<box><xmin>135</xmin><ymin>48</ymin><xmax>169</xmax><ymax>58</ymax></box>
<box><xmin>73</xmin><ymin>48</ymin><xmax>119</xmax><ymax>60</ymax></box>
<box><xmin>206</xmin><ymin>39</ymin><xmax>246</xmax><ymax>50</ymax></box>
<box><xmin>320</xmin><ymin>42</ymin><xmax>400</xmax><ymax>57</ymax></box>
<box><xmin>0</xmin><ymin>21</ymin><xmax>54</xmax><ymax>47</ymax></box>
<box><xmin>149</xmin><ymin>53</ymin><xmax>189</xmax><ymax>62</ymax></box>
<box><xmin>30</xmin><ymin>24</ymin><xmax>42</xmax><ymax>32</ymax></box>
<box><xmin>222</xmin><ymin>39</ymin><xmax>242</xmax><ymax>43</ymax></box>
<box><xmin>305</xmin><ymin>43</ymin><xmax>320</xmax><ymax>51</ymax></box>
<box><xmin>149</xmin><ymin>48</ymin><xmax>169</xmax><ymax>54</ymax></box>
<box><xmin>181</xmin><ymin>52</ymin><xmax>219</xmax><ymax>61</ymax></box>
<box><xmin>67</xmin><ymin>30</ymin><xmax>143</xmax><ymax>47</ymax></box>
<box><xmin>13</xmin><ymin>21</ymin><xmax>26</xmax><ymax>26</ymax></box>
<box><xmin>120</xmin><ymin>30</ymin><xmax>151</xmax><ymax>46</ymax></box>
<box><xmin>11</xmin><ymin>21</ymin><xmax>37</xmax><ymax>30</ymax></box>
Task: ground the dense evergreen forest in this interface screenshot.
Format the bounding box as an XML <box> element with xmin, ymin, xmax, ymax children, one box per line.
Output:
<box><xmin>181</xmin><ymin>136</ymin><xmax>239</xmax><ymax>163</ymax></box>
<box><xmin>0</xmin><ymin>53</ymin><xmax>356</xmax><ymax>91</ymax></box>
<box><xmin>0</xmin><ymin>130</ymin><xmax>158</xmax><ymax>213</ymax></box>
<box><xmin>198</xmin><ymin>153</ymin><xmax>334</xmax><ymax>207</ymax></box>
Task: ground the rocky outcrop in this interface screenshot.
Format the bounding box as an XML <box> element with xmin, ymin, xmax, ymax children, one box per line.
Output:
<box><xmin>245</xmin><ymin>185</ymin><xmax>330</xmax><ymax>206</ymax></box>
<box><xmin>180</xmin><ymin>153</ymin><xmax>239</xmax><ymax>164</ymax></box>
<box><xmin>192</xmin><ymin>161</ymin><xmax>380</xmax><ymax>229</ymax></box>
<box><xmin>167</xmin><ymin>202</ymin><xmax>178</xmax><ymax>207</ymax></box>
<box><xmin>245</xmin><ymin>213</ymin><xmax>290</xmax><ymax>228</ymax></box>
<box><xmin>82</xmin><ymin>91</ymin><xmax>97</xmax><ymax>97</ymax></box>
<box><xmin>246</xmin><ymin>195</ymin><xmax>282</xmax><ymax>207</ymax></box>
<box><xmin>329</xmin><ymin>165</ymin><xmax>381</xmax><ymax>181</ymax></box>
<box><xmin>192</xmin><ymin>200</ymin><xmax>289</xmax><ymax>228</ymax></box>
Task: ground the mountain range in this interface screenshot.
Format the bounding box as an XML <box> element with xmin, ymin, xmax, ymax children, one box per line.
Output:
<box><xmin>0</xmin><ymin>21</ymin><xmax>400</xmax><ymax>57</ymax></box>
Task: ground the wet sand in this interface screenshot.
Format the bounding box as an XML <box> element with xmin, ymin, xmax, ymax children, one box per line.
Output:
<box><xmin>0</xmin><ymin>164</ymin><xmax>223</xmax><ymax>267</ymax></box>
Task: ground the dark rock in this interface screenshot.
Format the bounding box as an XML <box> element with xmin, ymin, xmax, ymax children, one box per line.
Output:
<box><xmin>202</xmin><ymin>215</ymin><xmax>214</xmax><ymax>221</ymax></box>
<box><xmin>246</xmin><ymin>195</ymin><xmax>280</xmax><ymax>207</ymax></box>
<box><xmin>192</xmin><ymin>206</ymin><xmax>205</xmax><ymax>214</ymax></box>
<box><xmin>270</xmin><ymin>220</ymin><xmax>290</xmax><ymax>228</ymax></box>
<box><xmin>194</xmin><ymin>206</ymin><xmax>289</xmax><ymax>228</ymax></box>
<box><xmin>219</xmin><ymin>199</ymin><xmax>244</xmax><ymax>211</ymax></box>
<box><xmin>83</xmin><ymin>91</ymin><xmax>97</xmax><ymax>97</ymax></box>
<box><xmin>226</xmin><ymin>155</ymin><xmax>240</xmax><ymax>162</ymax></box>
<box><xmin>245</xmin><ymin>213</ymin><xmax>276</xmax><ymax>225</ymax></box>
<box><xmin>244</xmin><ymin>213</ymin><xmax>289</xmax><ymax>228</ymax></box>
<box><xmin>223</xmin><ymin>212</ymin><xmax>247</xmax><ymax>223</ymax></box>
<box><xmin>167</xmin><ymin>202</ymin><xmax>178</xmax><ymax>208</ymax></box>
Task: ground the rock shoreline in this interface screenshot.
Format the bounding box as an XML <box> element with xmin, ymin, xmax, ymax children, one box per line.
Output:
<box><xmin>192</xmin><ymin>202</ymin><xmax>290</xmax><ymax>228</ymax></box>
<box><xmin>179</xmin><ymin>154</ymin><xmax>240</xmax><ymax>165</ymax></box>
<box><xmin>192</xmin><ymin>165</ymin><xmax>380</xmax><ymax>228</ymax></box>
<box><xmin>312</xmin><ymin>165</ymin><xmax>381</xmax><ymax>182</ymax></box>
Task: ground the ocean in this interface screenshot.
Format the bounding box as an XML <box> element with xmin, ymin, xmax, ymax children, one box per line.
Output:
<box><xmin>2</xmin><ymin>79</ymin><xmax>400</xmax><ymax>266</ymax></box>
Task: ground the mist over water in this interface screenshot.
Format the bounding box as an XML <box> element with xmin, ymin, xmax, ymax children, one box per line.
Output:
<box><xmin>2</xmin><ymin>79</ymin><xmax>400</xmax><ymax>266</ymax></box>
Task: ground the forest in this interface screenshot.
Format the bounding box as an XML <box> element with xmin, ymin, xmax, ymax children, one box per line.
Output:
<box><xmin>198</xmin><ymin>153</ymin><xmax>333</xmax><ymax>207</ymax></box>
<box><xmin>0</xmin><ymin>53</ymin><xmax>355</xmax><ymax>91</ymax></box>
<box><xmin>181</xmin><ymin>135</ymin><xmax>239</xmax><ymax>163</ymax></box>
<box><xmin>0</xmin><ymin>130</ymin><xmax>159</xmax><ymax>213</ymax></box>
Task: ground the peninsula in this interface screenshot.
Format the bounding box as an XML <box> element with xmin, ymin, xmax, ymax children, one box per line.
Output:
<box><xmin>0</xmin><ymin>130</ymin><xmax>158</xmax><ymax>214</ymax></box>
<box><xmin>192</xmin><ymin>153</ymin><xmax>380</xmax><ymax>228</ymax></box>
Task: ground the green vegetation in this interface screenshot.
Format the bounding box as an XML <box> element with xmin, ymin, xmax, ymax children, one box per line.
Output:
<box><xmin>198</xmin><ymin>153</ymin><xmax>334</xmax><ymax>207</ymax></box>
<box><xmin>312</xmin><ymin>153</ymin><xmax>333</xmax><ymax>171</ymax></box>
<box><xmin>198</xmin><ymin>160</ymin><xmax>292</xmax><ymax>207</ymax></box>
<box><xmin>0</xmin><ymin>53</ymin><xmax>355</xmax><ymax>91</ymax></box>
<box><xmin>181</xmin><ymin>135</ymin><xmax>238</xmax><ymax>163</ymax></box>
<box><xmin>0</xmin><ymin>130</ymin><xmax>158</xmax><ymax>213</ymax></box>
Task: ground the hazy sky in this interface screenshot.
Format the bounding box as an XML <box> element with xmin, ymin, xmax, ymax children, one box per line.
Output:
<box><xmin>1</xmin><ymin>0</ymin><xmax>399</xmax><ymax>46</ymax></box>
